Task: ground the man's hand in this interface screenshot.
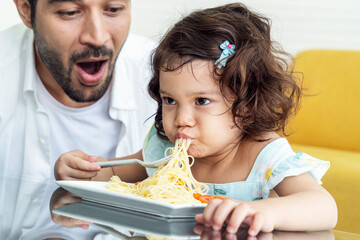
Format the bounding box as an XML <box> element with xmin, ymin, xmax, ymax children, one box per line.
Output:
<box><xmin>54</xmin><ymin>150</ymin><xmax>102</xmax><ymax>180</ymax></box>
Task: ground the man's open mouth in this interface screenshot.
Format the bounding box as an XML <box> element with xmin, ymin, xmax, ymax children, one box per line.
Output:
<box><xmin>75</xmin><ymin>59</ymin><xmax>109</xmax><ymax>85</ymax></box>
<box><xmin>76</xmin><ymin>60</ymin><xmax>108</xmax><ymax>75</ymax></box>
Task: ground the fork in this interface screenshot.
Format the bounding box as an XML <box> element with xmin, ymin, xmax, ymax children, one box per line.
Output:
<box><xmin>97</xmin><ymin>155</ymin><xmax>172</xmax><ymax>168</ymax></box>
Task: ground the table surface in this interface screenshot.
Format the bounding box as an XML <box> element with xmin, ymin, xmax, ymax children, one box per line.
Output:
<box><xmin>1</xmin><ymin>175</ymin><xmax>359</xmax><ymax>240</ymax></box>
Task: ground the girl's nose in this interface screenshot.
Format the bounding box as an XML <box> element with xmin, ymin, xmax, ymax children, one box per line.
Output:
<box><xmin>175</xmin><ymin>106</ymin><xmax>195</xmax><ymax>128</ymax></box>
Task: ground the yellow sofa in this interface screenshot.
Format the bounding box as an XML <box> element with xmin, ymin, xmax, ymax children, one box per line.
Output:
<box><xmin>287</xmin><ymin>49</ymin><xmax>360</xmax><ymax>234</ymax></box>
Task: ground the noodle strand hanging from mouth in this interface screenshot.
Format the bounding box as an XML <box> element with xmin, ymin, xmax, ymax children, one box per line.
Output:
<box><xmin>106</xmin><ymin>138</ymin><xmax>208</xmax><ymax>204</ymax></box>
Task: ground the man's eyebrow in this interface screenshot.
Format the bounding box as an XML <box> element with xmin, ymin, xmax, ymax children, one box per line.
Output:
<box><xmin>48</xmin><ymin>0</ymin><xmax>82</xmax><ymax>4</ymax></box>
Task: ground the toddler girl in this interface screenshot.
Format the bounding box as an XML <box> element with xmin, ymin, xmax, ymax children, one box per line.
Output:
<box><xmin>55</xmin><ymin>3</ymin><xmax>337</xmax><ymax>236</ymax></box>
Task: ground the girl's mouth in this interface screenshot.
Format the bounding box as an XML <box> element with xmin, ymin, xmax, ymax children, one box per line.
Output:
<box><xmin>175</xmin><ymin>132</ymin><xmax>192</xmax><ymax>139</ymax></box>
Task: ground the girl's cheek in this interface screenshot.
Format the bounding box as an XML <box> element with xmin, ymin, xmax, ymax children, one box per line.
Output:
<box><xmin>163</xmin><ymin>127</ymin><xmax>174</xmax><ymax>143</ymax></box>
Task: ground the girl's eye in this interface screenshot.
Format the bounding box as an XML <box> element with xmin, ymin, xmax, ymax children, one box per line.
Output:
<box><xmin>162</xmin><ymin>97</ymin><xmax>176</xmax><ymax>105</ymax></box>
<box><xmin>195</xmin><ymin>98</ymin><xmax>210</xmax><ymax>105</ymax></box>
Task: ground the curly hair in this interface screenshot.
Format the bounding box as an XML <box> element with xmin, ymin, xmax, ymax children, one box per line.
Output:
<box><xmin>148</xmin><ymin>3</ymin><xmax>302</xmax><ymax>141</ymax></box>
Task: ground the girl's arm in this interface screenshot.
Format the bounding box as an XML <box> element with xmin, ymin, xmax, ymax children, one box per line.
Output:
<box><xmin>248</xmin><ymin>172</ymin><xmax>337</xmax><ymax>231</ymax></box>
<box><xmin>195</xmin><ymin>172</ymin><xmax>337</xmax><ymax>236</ymax></box>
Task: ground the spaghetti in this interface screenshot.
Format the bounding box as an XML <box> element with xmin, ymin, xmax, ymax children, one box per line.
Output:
<box><xmin>106</xmin><ymin>138</ymin><xmax>209</xmax><ymax>204</ymax></box>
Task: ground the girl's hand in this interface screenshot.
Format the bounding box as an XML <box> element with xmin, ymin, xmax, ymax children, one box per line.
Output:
<box><xmin>193</xmin><ymin>224</ymin><xmax>256</xmax><ymax>240</ymax></box>
<box><xmin>195</xmin><ymin>198</ymin><xmax>274</xmax><ymax>236</ymax></box>
<box><xmin>54</xmin><ymin>150</ymin><xmax>102</xmax><ymax>180</ymax></box>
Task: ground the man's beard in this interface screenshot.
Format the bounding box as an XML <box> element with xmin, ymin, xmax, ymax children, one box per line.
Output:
<box><xmin>34</xmin><ymin>30</ymin><xmax>115</xmax><ymax>103</ymax></box>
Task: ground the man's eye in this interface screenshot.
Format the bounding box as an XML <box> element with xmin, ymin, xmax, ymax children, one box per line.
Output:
<box><xmin>162</xmin><ymin>97</ymin><xmax>176</xmax><ymax>105</ymax></box>
<box><xmin>58</xmin><ymin>10</ymin><xmax>80</xmax><ymax>18</ymax></box>
<box><xmin>105</xmin><ymin>7</ymin><xmax>124</xmax><ymax>15</ymax></box>
<box><xmin>196</xmin><ymin>98</ymin><xmax>210</xmax><ymax>105</ymax></box>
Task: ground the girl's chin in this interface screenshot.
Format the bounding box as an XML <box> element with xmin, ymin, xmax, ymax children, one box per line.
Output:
<box><xmin>186</xmin><ymin>143</ymin><xmax>205</xmax><ymax>157</ymax></box>
<box><xmin>187</xmin><ymin>149</ymin><xmax>194</xmax><ymax>156</ymax></box>
<box><xmin>187</xmin><ymin>149</ymin><xmax>203</xmax><ymax>158</ymax></box>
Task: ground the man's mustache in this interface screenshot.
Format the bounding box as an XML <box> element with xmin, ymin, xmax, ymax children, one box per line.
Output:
<box><xmin>71</xmin><ymin>45</ymin><xmax>113</xmax><ymax>62</ymax></box>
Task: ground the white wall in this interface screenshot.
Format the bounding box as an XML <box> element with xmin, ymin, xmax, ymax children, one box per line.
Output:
<box><xmin>0</xmin><ymin>1</ymin><xmax>22</xmax><ymax>29</ymax></box>
<box><xmin>1</xmin><ymin>0</ymin><xmax>360</xmax><ymax>55</ymax></box>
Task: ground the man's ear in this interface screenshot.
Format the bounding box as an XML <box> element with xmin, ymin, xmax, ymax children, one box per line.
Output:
<box><xmin>13</xmin><ymin>0</ymin><xmax>33</xmax><ymax>29</ymax></box>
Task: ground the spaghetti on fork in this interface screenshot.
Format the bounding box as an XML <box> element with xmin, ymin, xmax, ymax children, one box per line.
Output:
<box><xmin>106</xmin><ymin>138</ymin><xmax>209</xmax><ymax>204</ymax></box>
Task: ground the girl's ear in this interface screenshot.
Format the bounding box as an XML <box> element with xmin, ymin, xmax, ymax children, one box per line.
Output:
<box><xmin>13</xmin><ymin>0</ymin><xmax>33</xmax><ymax>29</ymax></box>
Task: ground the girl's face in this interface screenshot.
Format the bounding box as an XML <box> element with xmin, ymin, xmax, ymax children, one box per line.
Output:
<box><xmin>159</xmin><ymin>59</ymin><xmax>242</xmax><ymax>160</ymax></box>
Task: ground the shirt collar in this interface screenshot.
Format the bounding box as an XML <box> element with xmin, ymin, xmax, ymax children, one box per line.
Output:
<box><xmin>22</xmin><ymin>30</ymin><xmax>38</xmax><ymax>96</ymax></box>
<box><xmin>109</xmin><ymin>39</ymin><xmax>138</xmax><ymax>111</ymax></box>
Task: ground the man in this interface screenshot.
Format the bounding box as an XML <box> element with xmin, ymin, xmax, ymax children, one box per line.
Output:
<box><xmin>0</xmin><ymin>0</ymin><xmax>156</xmax><ymax>238</ymax></box>
<box><xmin>0</xmin><ymin>0</ymin><xmax>156</xmax><ymax>180</ymax></box>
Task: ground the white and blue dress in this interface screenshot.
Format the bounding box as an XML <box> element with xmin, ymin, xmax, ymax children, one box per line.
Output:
<box><xmin>142</xmin><ymin>125</ymin><xmax>329</xmax><ymax>201</ymax></box>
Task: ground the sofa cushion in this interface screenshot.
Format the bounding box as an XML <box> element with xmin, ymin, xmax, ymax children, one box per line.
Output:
<box><xmin>291</xmin><ymin>143</ymin><xmax>360</xmax><ymax>234</ymax></box>
<box><xmin>287</xmin><ymin>50</ymin><xmax>360</xmax><ymax>152</ymax></box>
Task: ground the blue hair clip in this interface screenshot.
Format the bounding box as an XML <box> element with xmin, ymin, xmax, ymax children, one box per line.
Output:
<box><xmin>214</xmin><ymin>41</ymin><xmax>235</xmax><ymax>69</ymax></box>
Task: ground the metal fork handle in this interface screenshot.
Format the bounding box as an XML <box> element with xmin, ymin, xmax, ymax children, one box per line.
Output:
<box><xmin>97</xmin><ymin>159</ymin><xmax>142</xmax><ymax>168</ymax></box>
<box><xmin>97</xmin><ymin>155</ymin><xmax>172</xmax><ymax>168</ymax></box>
<box><xmin>141</xmin><ymin>155</ymin><xmax>172</xmax><ymax>168</ymax></box>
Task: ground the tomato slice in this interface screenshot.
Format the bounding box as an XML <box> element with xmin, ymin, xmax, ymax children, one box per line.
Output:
<box><xmin>193</xmin><ymin>193</ymin><xmax>201</xmax><ymax>199</ymax></box>
<box><xmin>193</xmin><ymin>193</ymin><xmax>229</xmax><ymax>203</ymax></box>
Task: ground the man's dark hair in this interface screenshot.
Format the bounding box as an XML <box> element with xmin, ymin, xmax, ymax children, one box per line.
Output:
<box><xmin>28</xmin><ymin>0</ymin><xmax>37</xmax><ymax>26</ymax></box>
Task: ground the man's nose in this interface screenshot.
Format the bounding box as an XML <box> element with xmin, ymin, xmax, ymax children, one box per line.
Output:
<box><xmin>175</xmin><ymin>106</ymin><xmax>196</xmax><ymax>128</ymax></box>
<box><xmin>79</xmin><ymin>12</ymin><xmax>110</xmax><ymax>47</ymax></box>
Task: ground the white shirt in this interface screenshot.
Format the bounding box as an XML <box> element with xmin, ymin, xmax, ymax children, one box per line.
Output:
<box><xmin>0</xmin><ymin>23</ymin><xmax>157</xmax><ymax>180</ymax></box>
<box><xmin>0</xmin><ymin>24</ymin><xmax>157</xmax><ymax>239</ymax></box>
<box><xmin>36</xmin><ymin>73</ymin><xmax>122</xmax><ymax>179</ymax></box>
